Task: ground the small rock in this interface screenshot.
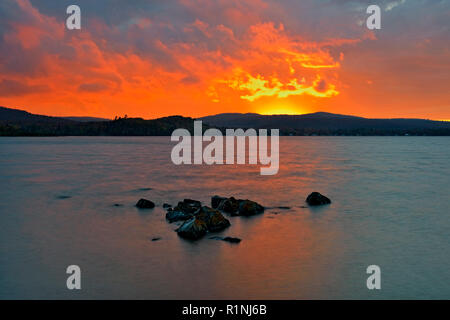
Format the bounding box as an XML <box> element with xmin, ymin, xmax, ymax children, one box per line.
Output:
<box><xmin>176</xmin><ymin>217</ymin><xmax>208</xmax><ymax>240</ymax></box>
<box><xmin>151</xmin><ymin>237</ymin><xmax>161</xmax><ymax>241</ymax></box>
<box><xmin>238</xmin><ymin>199</ymin><xmax>264</xmax><ymax>216</ymax></box>
<box><xmin>162</xmin><ymin>203</ymin><xmax>172</xmax><ymax>208</ymax></box>
<box><xmin>113</xmin><ymin>203</ymin><xmax>123</xmax><ymax>207</ymax></box>
<box><xmin>306</xmin><ymin>192</ymin><xmax>331</xmax><ymax>206</ymax></box>
<box><xmin>222</xmin><ymin>237</ymin><xmax>241</xmax><ymax>243</ymax></box>
<box><xmin>211</xmin><ymin>195</ymin><xmax>227</xmax><ymax>209</ymax></box>
<box><xmin>136</xmin><ymin>198</ymin><xmax>155</xmax><ymax>209</ymax></box>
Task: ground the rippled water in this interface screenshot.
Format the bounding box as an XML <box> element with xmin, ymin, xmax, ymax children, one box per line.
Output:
<box><xmin>0</xmin><ymin>136</ymin><xmax>449</xmax><ymax>299</ymax></box>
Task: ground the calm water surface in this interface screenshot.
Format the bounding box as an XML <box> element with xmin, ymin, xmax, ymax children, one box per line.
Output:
<box><xmin>0</xmin><ymin>136</ymin><xmax>449</xmax><ymax>299</ymax></box>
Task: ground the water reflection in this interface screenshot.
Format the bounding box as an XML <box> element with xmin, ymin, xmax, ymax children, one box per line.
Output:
<box><xmin>0</xmin><ymin>137</ymin><xmax>449</xmax><ymax>299</ymax></box>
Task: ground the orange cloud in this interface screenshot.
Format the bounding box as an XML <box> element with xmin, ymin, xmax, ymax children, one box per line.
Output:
<box><xmin>0</xmin><ymin>1</ymin><xmax>354</xmax><ymax>119</ymax></box>
<box><xmin>209</xmin><ymin>22</ymin><xmax>342</xmax><ymax>103</ymax></box>
<box><xmin>226</xmin><ymin>69</ymin><xmax>338</xmax><ymax>101</ymax></box>
<box><xmin>2</xmin><ymin>0</ymin><xmax>447</xmax><ymax>120</ymax></box>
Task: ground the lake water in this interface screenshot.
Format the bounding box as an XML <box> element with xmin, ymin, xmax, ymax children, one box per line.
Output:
<box><xmin>0</xmin><ymin>136</ymin><xmax>449</xmax><ymax>299</ymax></box>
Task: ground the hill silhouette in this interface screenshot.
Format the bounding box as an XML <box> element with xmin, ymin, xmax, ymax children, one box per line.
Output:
<box><xmin>0</xmin><ymin>106</ymin><xmax>199</xmax><ymax>136</ymax></box>
<box><xmin>199</xmin><ymin>112</ymin><xmax>450</xmax><ymax>136</ymax></box>
<box><xmin>1</xmin><ymin>106</ymin><xmax>449</xmax><ymax>136</ymax></box>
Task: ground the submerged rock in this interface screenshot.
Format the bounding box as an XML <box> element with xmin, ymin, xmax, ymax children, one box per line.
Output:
<box><xmin>222</xmin><ymin>237</ymin><xmax>241</xmax><ymax>243</ymax></box>
<box><xmin>137</xmin><ymin>187</ymin><xmax>153</xmax><ymax>191</ymax></box>
<box><xmin>196</xmin><ymin>206</ymin><xmax>230</xmax><ymax>232</ymax></box>
<box><xmin>209</xmin><ymin>236</ymin><xmax>241</xmax><ymax>243</ymax></box>
<box><xmin>176</xmin><ymin>217</ymin><xmax>208</xmax><ymax>240</ymax></box>
<box><xmin>56</xmin><ymin>195</ymin><xmax>71</xmax><ymax>199</ymax></box>
<box><xmin>183</xmin><ymin>199</ymin><xmax>201</xmax><ymax>206</ymax></box>
<box><xmin>211</xmin><ymin>195</ymin><xmax>227</xmax><ymax>209</ymax></box>
<box><xmin>306</xmin><ymin>192</ymin><xmax>331</xmax><ymax>206</ymax></box>
<box><xmin>238</xmin><ymin>199</ymin><xmax>264</xmax><ymax>216</ymax></box>
<box><xmin>136</xmin><ymin>198</ymin><xmax>155</xmax><ymax>209</ymax></box>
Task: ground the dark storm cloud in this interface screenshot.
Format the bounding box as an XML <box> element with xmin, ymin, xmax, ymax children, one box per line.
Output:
<box><xmin>4</xmin><ymin>0</ymin><xmax>447</xmax><ymax>68</ymax></box>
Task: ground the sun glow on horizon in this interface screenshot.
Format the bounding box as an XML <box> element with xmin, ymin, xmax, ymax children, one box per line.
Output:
<box><xmin>259</xmin><ymin>104</ymin><xmax>305</xmax><ymax>115</ymax></box>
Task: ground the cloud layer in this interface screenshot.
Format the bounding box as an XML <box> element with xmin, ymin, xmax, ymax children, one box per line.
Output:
<box><xmin>0</xmin><ymin>0</ymin><xmax>449</xmax><ymax>119</ymax></box>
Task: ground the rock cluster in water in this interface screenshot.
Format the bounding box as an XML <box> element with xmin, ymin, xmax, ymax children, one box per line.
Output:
<box><xmin>164</xmin><ymin>196</ymin><xmax>265</xmax><ymax>240</ymax></box>
<box><xmin>134</xmin><ymin>192</ymin><xmax>331</xmax><ymax>242</ymax></box>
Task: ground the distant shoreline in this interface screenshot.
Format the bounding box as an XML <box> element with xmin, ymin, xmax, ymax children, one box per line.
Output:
<box><xmin>1</xmin><ymin>106</ymin><xmax>450</xmax><ymax>137</ymax></box>
<box><xmin>2</xmin><ymin>134</ymin><xmax>450</xmax><ymax>137</ymax></box>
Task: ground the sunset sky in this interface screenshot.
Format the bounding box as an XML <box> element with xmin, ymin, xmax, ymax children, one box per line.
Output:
<box><xmin>0</xmin><ymin>0</ymin><xmax>449</xmax><ymax>120</ymax></box>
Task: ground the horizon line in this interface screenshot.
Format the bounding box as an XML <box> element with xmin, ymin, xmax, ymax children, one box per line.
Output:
<box><xmin>1</xmin><ymin>105</ymin><xmax>448</xmax><ymax>122</ymax></box>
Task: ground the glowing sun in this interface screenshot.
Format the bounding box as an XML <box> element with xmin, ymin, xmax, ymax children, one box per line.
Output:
<box><xmin>259</xmin><ymin>105</ymin><xmax>304</xmax><ymax>115</ymax></box>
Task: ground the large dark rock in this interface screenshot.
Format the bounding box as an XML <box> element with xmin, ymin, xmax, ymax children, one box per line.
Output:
<box><xmin>165</xmin><ymin>199</ymin><xmax>202</xmax><ymax>223</ymax></box>
<box><xmin>216</xmin><ymin>197</ymin><xmax>264</xmax><ymax>216</ymax></box>
<box><xmin>136</xmin><ymin>198</ymin><xmax>155</xmax><ymax>209</ymax></box>
<box><xmin>217</xmin><ymin>197</ymin><xmax>239</xmax><ymax>215</ymax></box>
<box><xmin>176</xmin><ymin>217</ymin><xmax>208</xmax><ymax>240</ymax></box>
<box><xmin>196</xmin><ymin>206</ymin><xmax>230</xmax><ymax>232</ymax></box>
<box><xmin>306</xmin><ymin>192</ymin><xmax>331</xmax><ymax>206</ymax></box>
<box><xmin>166</xmin><ymin>210</ymin><xmax>193</xmax><ymax>223</ymax></box>
<box><xmin>238</xmin><ymin>199</ymin><xmax>264</xmax><ymax>216</ymax></box>
<box><xmin>211</xmin><ymin>195</ymin><xmax>227</xmax><ymax>209</ymax></box>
